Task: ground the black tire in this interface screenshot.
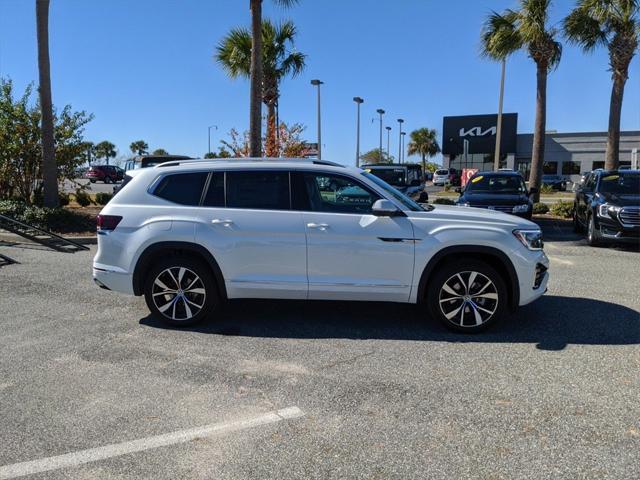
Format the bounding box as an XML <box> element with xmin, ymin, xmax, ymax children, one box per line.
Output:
<box><xmin>104</xmin><ymin>176</ymin><xmax>112</xmax><ymax>184</ymax></box>
<box><xmin>144</xmin><ymin>255</ymin><xmax>219</xmax><ymax>327</ymax></box>
<box><xmin>573</xmin><ymin>208</ymin><xmax>583</xmax><ymax>233</ymax></box>
<box><xmin>587</xmin><ymin>214</ymin><xmax>603</xmax><ymax>247</ymax></box>
<box><xmin>89</xmin><ymin>179</ymin><xmax>96</xmax><ymax>184</ymax></box>
<box><xmin>427</xmin><ymin>259</ymin><xmax>508</xmax><ymax>333</ymax></box>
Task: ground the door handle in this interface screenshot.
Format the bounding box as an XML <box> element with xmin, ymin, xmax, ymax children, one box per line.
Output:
<box><xmin>211</xmin><ymin>219</ymin><xmax>233</xmax><ymax>226</ymax></box>
<box><xmin>307</xmin><ymin>222</ymin><xmax>329</xmax><ymax>230</ymax></box>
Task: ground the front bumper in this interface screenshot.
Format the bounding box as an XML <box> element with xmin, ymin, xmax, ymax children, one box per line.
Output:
<box><xmin>518</xmin><ymin>251</ymin><xmax>549</xmax><ymax>306</ymax></box>
<box><xmin>597</xmin><ymin>217</ymin><xmax>640</xmax><ymax>244</ymax></box>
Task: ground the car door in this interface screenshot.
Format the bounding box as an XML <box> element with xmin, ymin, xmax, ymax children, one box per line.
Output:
<box><xmin>195</xmin><ymin>170</ymin><xmax>308</xmax><ymax>300</ymax></box>
<box><xmin>293</xmin><ymin>171</ymin><xmax>415</xmax><ymax>302</ymax></box>
<box><xmin>577</xmin><ymin>173</ymin><xmax>595</xmax><ymax>225</ymax></box>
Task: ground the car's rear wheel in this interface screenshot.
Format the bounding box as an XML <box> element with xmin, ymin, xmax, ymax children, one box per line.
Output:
<box><xmin>573</xmin><ymin>208</ymin><xmax>583</xmax><ymax>233</ymax></box>
<box><xmin>427</xmin><ymin>260</ymin><xmax>507</xmax><ymax>333</ymax></box>
<box><xmin>104</xmin><ymin>176</ymin><xmax>112</xmax><ymax>184</ymax></box>
<box><xmin>89</xmin><ymin>179</ymin><xmax>96</xmax><ymax>183</ymax></box>
<box><xmin>144</xmin><ymin>256</ymin><xmax>218</xmax><ymax>327</ymax></box>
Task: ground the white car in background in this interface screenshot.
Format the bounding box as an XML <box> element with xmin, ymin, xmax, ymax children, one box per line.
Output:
<box><xmin>93</xmin><ymin>158</ymin><xmax>549</xmax><ymax>332</ymax></box>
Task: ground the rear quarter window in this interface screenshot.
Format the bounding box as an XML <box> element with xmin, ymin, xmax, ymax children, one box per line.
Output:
<box><xmin>153</xmin><ymin>172</ymin><xmax>208</xmax><ymax>205</ymax></box>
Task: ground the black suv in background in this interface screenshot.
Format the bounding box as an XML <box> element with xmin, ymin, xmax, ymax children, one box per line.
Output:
<box><xmin>574</xmin><ymin>169</ymin><xmax>640</xmax><ymax>246</ymax></box>
<box><xmin>456</xmin><ymin>171</ymin><xmax>536</xmax><ymax>219</ymax></box>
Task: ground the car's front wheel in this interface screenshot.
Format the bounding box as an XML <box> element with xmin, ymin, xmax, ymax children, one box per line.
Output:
<box><xmin>587</xmin><ymin>214</ymin><xmax>603</xmax><ymax>247</ymax></box>
<box><xmin>573</xmin><ymin>208</ymin><xmax>583</xmax><ymax>233</ymax></box>
<box><xmin>428</xmin><ymin>260</ymin><xmax>507</xmax><ymax>333</ymax></box>
<box><xmin>144</xmin><ymin>256</ymin><xmax>218</xmax><ymax>327</ymax></box>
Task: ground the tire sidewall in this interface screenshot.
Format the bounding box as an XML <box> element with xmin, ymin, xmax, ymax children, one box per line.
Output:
<box><xmin>427</xmin><ymin>259</ymin><xmax>508</xmax><ymax>333</ymax></box>
<box><xmin>144</xmin><ymin>256</ymin><xmax>218</xmax><ymax>327</ymax></box>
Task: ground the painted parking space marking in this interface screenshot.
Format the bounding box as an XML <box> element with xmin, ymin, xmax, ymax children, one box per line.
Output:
<box><xmin>0</xmin><ymin>406</ymin><xmax>304</xmax><ymax>479</ymax></box>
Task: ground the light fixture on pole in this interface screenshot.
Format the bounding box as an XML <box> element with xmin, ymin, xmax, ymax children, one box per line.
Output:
<box><xmin>397</xmin><ymin>118</ymin><xmax>404</xmax><ymax>164</ymax></box>
<box><xmin>385</xmin><ymin>126</ymin><xmax>391</xmax><ymax>161</ymax></box>
<box><xmin>311</xmin><ymin>79</ymin><xmax>323</xmax><ymax>160</ymax></box>
<box><xmin>376</xmin><ymin>109</ymin><xmax>385</xmax><ymax>162</ymax></box>
<box><xmin>401</xmin><ymin>131</ymin><xmax>407</xmax><ymax>163</ymax></box>
<box><xmin>353</xmin><ymin>97</ymin><xmax>364</xmax><ymax>167</ymax></box>
<box><xmin>494</xmin><ymin>58</ymin><xmax>506</xmax><ymax>171</ymax></box>
<box><xmin>208</xmin><ymin>125</ymin><xmax>218</xmax><ymax>156</ymax></box>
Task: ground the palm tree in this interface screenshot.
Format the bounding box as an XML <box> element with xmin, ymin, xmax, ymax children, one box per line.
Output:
<box><xmin>407</xmin><ymin>128</ymin><xmax>441</xmax><ymax>182</ymax></box>
<box><xmin>152</xmin><ymin>148</ymin><xmax>169</xmax><ymax>155</ymax></box>
<box><xmin>564</xmin><ymin>0</ymin><xmax>638</xmax><ymax>170</ymax></box>
<box><xmin>130</xmin><ymin>140</ymin><xmax>149</xmax><ymax>156</ymax></box>
<box><xmin>94</xmin><ymin>141</ymin><xmax>117</xmax><ymax>166</ymax></box>
<box><xmin>481</xmin><ymin>0</ymin><xmax>562</xmax><ymax>201</ymax></box>
<box><xmin>36</xmin><ymin>0</ymin><xmax>57</xmax><ymax>208</ymax></box>
<box><xmin>248</xmin><ymin>0</ymin><xmax>299</xmax><ymax>157</ymax></box>
<box><xmin>216</xmin><ymin>19</ymin><xmax>306</xmax><ymax>157</ymax></box>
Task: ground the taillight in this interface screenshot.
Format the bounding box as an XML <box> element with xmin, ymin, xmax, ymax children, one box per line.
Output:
<box><xmin>97</xmin><ymin>215</ymin><xmax>122</xmax><ymax>231</ymax></box>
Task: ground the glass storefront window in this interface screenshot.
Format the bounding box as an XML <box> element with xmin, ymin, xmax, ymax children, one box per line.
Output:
<box><xmin>542</xmin><ymin>161</ymin><xmax>558</xmax><ymax>174</ymax></box>
<box><xmin>450</xmin><ymin>153</ymin><xmax>506</xmax><ymax>172</ymax></box>
<box><xmin>592</xmin><ymin>161</ymin><xmax>605</xmax><ymax>170</ymax></box>
<box><xmin>562</xmin><ymin>161</ymin><xmax>581</xmax><ymax>175</ymax></box>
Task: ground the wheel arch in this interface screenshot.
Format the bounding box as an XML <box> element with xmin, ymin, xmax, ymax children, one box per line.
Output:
<box><xmin>132</xmin><ymin>241</ymin><xmax>227</xmax><ymax>300</ymax></box>
<box><xmin>417</xmin><ymin>245</ymin><xmax>520</xmax><ymax>310</ymax></box>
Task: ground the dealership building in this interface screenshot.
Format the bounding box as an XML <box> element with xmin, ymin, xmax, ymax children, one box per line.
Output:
<box><xmin>441</xmin><ymin>113</ymin><xmax>640</xmax><ymax>183</ymax></box>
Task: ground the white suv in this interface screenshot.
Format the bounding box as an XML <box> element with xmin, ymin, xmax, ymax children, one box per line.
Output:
<box><xmin>93</xmin><ymin>158</ymin><xmax>549</xmax><ymax>332</ymax></box>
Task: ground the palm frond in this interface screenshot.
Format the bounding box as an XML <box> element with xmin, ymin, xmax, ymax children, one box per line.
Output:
<box><xmin>563</xmin><ymin>5</ymin><xmax>607</xmax><ymax>51</ymax></box>
<box><xmin>215</xmin><ymin>27</ymin><xmax>252</xmax><ymax>78</ymax></box>
<box><xmin>280</xmin><ymin>51</ymin><xmax>306</xmax><ymax>77</ymax></box>
<box><xmin>272</xmin><ymin>0</ymin><xmax>299</xmax><ymax>8</ymax></box>
<box><xmin>481</xmin><ymin>9</ymin><xmax>523</xmax><ymax>60</ymax></box>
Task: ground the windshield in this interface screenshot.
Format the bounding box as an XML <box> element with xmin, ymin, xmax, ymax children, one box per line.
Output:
<box><xmin>367</xmin><ymin>168</ymin><xmax>407</xmax><ymax>186</ymax></box>
<box><xmin>464</xmin><ymin>174</ymin><xmax>526</xmax><ymax>194</ymax></box>
<box><xmin>362</xmin><ymin>172</ymin><xmax>425</xmax><ymax>211</ymax></box>
<box><xmin>598</xmin><ymin>172</ymin><xmax>640</xmax><ymax>194</ymax></box>
<box><xmin>435</xmin><ymin>169</ymin><xmax>448</xmax><ymax>175</ymax></box>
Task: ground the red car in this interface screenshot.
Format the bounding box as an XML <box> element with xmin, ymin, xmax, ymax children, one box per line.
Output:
<box><xmin>86</xmin><ymin>165</ymin><xmax>124</xmax><ymax>184</ymax></box>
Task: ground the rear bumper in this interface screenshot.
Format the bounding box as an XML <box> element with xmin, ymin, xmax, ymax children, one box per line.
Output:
<box><xmin>93</xmin><ymin>266</ymin><xmax>134</xmax><ymax>295</ymax></box>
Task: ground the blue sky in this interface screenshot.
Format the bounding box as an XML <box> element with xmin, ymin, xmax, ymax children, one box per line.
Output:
<box><xmin>1</xmin><ymin>0</ymin><xmax>638</xmax><ymax>166</ymax></box>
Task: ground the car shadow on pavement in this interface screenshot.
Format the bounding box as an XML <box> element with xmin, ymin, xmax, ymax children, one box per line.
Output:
<box><xmin>140</xmin><ymin>295</ymin><xmax>640</xmax><ymax>351</ymax></box>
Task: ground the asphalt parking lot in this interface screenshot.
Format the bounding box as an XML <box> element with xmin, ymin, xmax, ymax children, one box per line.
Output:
<box><xmin>0</xmin><ymin>221</ymin><xmax>638</xmax><ymax>479</ymax></box>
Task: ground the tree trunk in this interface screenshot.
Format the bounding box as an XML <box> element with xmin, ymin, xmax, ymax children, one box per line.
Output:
<box><xmin>36</xmin><ymin>0</ymin><xmax>58</xmax><ymax>208</ymax></box>
<box><xmin>249</xmin><ymin>0</ymin><xmax>263</xmax><ymax>157</ymax></box>
<box><xmin>264</xmin><ymin>101</ymin><xmax>278</xmax><ymax>157</ymax></box>
<box><xmin>421</xmin><ymin>153</ymin><xmax>426</xmax><ymax>183</ymax></box>
<box><xmin>529</xmin><ymin>63</ymin><xmax>547</xmax><ymax>203</ymax></box>
<box><xmin>605</xmin><ymin>73</ymin><xmax>626</xmax><ymax>170</ymax></box>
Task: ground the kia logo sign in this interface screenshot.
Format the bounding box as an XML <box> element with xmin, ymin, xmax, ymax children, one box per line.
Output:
<box><xmin>443</xmin><ymin>113</ymin><xmax>517</xmax><ymax>155</ymax></box>
<box><xmin>459</xmin><ymin>126</ymin><xmax>497</xmax><ymax>137</ymax></box>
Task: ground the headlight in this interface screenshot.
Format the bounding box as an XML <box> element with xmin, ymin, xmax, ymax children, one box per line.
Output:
<box><xmin>597</xmin><ymin>203</ymin><xmax>621</xmax><ymax>219</ymax></box>
<box><xmin>512</xmin><ymin>204</ymin><xmax>530</xmax><ymax>213</ymax></box>
<box><xmin>513</xmin><ymin>229</ymin><xmax>544</xmax><ymax>250</ymax></box>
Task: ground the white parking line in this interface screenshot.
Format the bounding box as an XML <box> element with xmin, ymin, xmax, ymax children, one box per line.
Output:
<box><xmin>0</xmin><ymin>406</ymin><xmax>304</xmax><ymax>479</ymax></box>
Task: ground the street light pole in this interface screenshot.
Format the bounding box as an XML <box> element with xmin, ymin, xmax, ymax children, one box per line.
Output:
<box><xmin>376</xmin><ymin>109</ymin><xmax>385</xmax><ymax>162</ymax></box>
<box><xmin>401</xmin><ymin>131</ymin><xmax>406</xmax><ymax>163</ymax></box>
<box><xmin>385</xmin><ymin>126</ymin><xmax>391</xmax><ymax>161</ymax></box>
<box><xmin>353</xmin><ymin>97</ymin><xmax>364</xmax><ymax>167</ymax></box>
<box><xmin>311</xmin><ymin>79</ymin><xmax>323</xmax><ymax>160</ymax></box>
<box><xmin>494</xmin><ymin>58</ymin><xmax>506</xmax><ymax>171</ymax></box>
<box><xmin>397</xmin><ymin>118</ymin><xmax>404</xmax><ymax>164</ymax></box>
<box><xmin>208</xmin><ymin>125</ymin><xmax>218</xmax><ymax>156</ymax></box>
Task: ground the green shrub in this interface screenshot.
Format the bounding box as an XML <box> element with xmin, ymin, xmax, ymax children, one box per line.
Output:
<box><xmin>444</xmin><ymin>184</ymin><xmax>451</xmax><ymax>192</ymax></box>
<box><xmin>74</xmin><ymin>189</ymin><xmax>92</xmax><ymax>207</ymax></box>
<box><xmin>532</xmin><ymin>202</ymin><xmax>549</xmax><ymax>215</ymax></box>
<box><xmin>0</xmin><ymin>200</ymin><xmax>94</xmax><ymax>233</ymax></box>
<box><xmin>94</xmin><ymin>192</ymin><xmax>113</xmax><ymax>205</ymax></box>
<box><xmin>58</xmin><ymin>192</ymin><xmax>70</xmax><ymax>206</ymax></box>
<box><xmin>540</xmin><ymin>184</ymin><xmax>555</xmax><ymax>194</ymax></box>
<box><xmin>433</xmin><ymin>198</ymin><xmax>456</xmax><ymax>205</ymax></box>
<box><xmin>550</xmin><ymin>200</ymin><xmax>574</xmax><ymax>218</ymax></box>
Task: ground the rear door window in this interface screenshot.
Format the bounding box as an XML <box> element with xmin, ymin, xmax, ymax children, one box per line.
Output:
<box><xmin>153</xmin><ymin>172</ymin><xmax>208</xmax><ymax>205</ymax></box>
<box><xmin>226</xmin><ymin>171</ymin><xmax>290</xmax><ymax>210</ymax></box>
<box><xmin>202</xmin><ymin>172</ymin><xmax>225</xmax><ymax>207</ymax></box>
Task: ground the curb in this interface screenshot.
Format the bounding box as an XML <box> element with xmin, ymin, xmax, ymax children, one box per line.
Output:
<box><xmin>0</xmin><ymin>232</ymin><xmax>97</xmax><ymax>246</ymax></box>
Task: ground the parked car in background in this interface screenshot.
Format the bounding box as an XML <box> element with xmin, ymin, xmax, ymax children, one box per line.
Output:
<box><xmin>362</xmin><ymin>164</ymin><xmax>427</xmax><ymax>201</ymax></box>
<box><xmin>123</xmin><ymin>155</ymin><xmax>192</xmax><ymax>172</ymax></box>
<box><xmin>573</xmin><ymin>169</ymin><xmax>640</xmax><ymax>246</ymax></box>
<box><xmin>86</xmin><ymin>165</ymin><xmax>124</xmax><ymax>184</ymax></box>
<box><xmin>93</xmin><ymin>158</ymin><xmax>548</xmax><ymax>333</ymax></box>
<box><xmin>433</xmin><ymin>168</ymin><xmax>460</xmax><ymax>186</ymax></box>
<box><xmin>541</xmin><ymin>174</ymin><xmax>567</xmax><ymax>191</ymax></box>
<box><xmin>456</xmin><ymin>171</ymin><xmax>536</xmax><ymax>219</ymax></box>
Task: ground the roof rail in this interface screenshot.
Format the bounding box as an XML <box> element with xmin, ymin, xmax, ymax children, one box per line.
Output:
<box><xmin>156</xmin><ymin>157</ymin><xmax>345</xmax><ymax>168</ymax></box>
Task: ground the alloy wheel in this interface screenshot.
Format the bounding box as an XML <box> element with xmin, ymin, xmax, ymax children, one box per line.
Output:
<box><xmin>151</xmin><ymin>267</ymin><xmax>206</xmax><ymax>321</ymax></box>
<box><xmin>438</xmin><ymin>271</ymin><xmax>499</xmax><ymax>327</ymax></box>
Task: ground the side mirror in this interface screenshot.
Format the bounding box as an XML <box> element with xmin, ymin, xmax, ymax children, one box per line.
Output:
<box><xmin>372</xmin><ymin>199</ymin><xmax>404</xmax><ymax>217</ymax></box>
<box><xmin>528</xmin><ymin>187</ymin><xmax>538</xmax><ymax>196</ymax></box>
<box><xmin>455</xmin><ymin>187</ymin><xmax>462</xmax><ymax>194</ymax></box>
